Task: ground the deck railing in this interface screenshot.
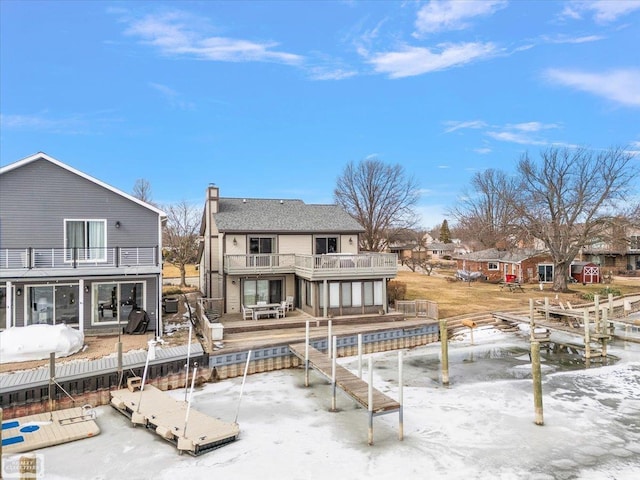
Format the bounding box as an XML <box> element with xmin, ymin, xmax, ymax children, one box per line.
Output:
<box><xmin>223</xmin><ymin>252</ymin><xmax>397</xmax><ymax>279</ymax></box>
<box><xmin>0</xmin><ymin>246</ymin><xmax>159</xmax><ymax>271</ymax></box>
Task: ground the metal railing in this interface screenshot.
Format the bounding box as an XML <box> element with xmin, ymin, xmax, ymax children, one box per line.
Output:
<box><xmin>0</xmin><ymin>246</ymin><xmax>159</xmax><ymax>270</ymax></box>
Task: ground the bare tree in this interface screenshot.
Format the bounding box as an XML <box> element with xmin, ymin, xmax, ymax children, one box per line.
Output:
<box><xmin>132</xmin><ymin>178</ymin><xmax>154</xmax><ymax>204</ymax></box>
<box><xmin>449</xmin><ymin>169</ymin><xmax>521</xmax><ymax>250</ymax></box>
<box><xmin>513</xmin><ymin>147</ymin><xmax>637</xmax><ymax>291</ymax></box>
<box><xmin>334</xmin><ymin>158</ymin><xmax>420</xmax><ymax>252</ymax></box>
<box><xmin>163</xmin><ymin>201</ymin><xmax>200</xmax><ymax>288</ymax></box>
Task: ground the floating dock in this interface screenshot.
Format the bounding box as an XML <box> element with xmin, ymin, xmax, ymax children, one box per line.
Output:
<box><xmin>1</xmin><ymin>405</ymin><xmax>100</xmax><ymax>454</ymax></box>
<box><xmin>110</xmin><ymin>378</ymin><xmax>239</xmax><ymax>456</ymax></box>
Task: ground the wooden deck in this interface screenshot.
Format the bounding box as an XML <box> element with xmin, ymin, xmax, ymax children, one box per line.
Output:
<box><xmin>1</xmin><ymin>406</ymin><xmax>100</xmax><ymax>454</ymax></box>
<box><xmin>110</xmin><ymin>383</ymin><xmax>239</xmax><ymax>456</ymax></box>
<box><xmin>289</xmin><ymin>343</ymin><xmax>400</xmax><ymax>414</ymax></box>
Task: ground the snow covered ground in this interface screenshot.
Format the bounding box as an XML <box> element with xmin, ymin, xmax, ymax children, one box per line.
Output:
<box><xmin>0</xmin><ymin>324</ymin><xmax>84</xmax><ymax>363</ymax></box>
<box><xmin>8</xmin><ymin>327</ymin><xmax>640</xmax><ymax>479</ymax></box>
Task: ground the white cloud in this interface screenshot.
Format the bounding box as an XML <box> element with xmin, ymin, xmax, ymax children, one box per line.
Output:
<box><xmin>486</xmin><ymin>130</ymin><xmax>548</xmax><ymax>145</ymax></box>
<box><xmin>443</xmin><ymin>120</ymin><xmax>488</xmax><ymax>133</ymax></box>
<box><xmin>414</xmin><ymin>0</ymin><xmax>507</xmax><ymax>35</ymax></box>
<box><xmin>368</xmin><ymin>42</ymin><xmax>497</xmax><ymax>78</ymax></box>
<box><xmin>542</xmin><ymin>34</ymin><xmax>605</xmax><ymax>44</ymax></box>
<box><xmin>508</xmin><ymin>122</ymin><xmax>561</xmax><ymax>132</ymax></box>
<box><xmin>474</xmin><ymin>147</ymin><xmax>492</xmax><ymax>154</ymax></box>
<box><xmin>123</xmin><ymin>11</ymin><xmax>303</xmax><ymax>65</ymax></box>
<box><xmin>545</xmin><ymin>68</ymin><xmax>640</xmax><ymax>107</ymax></box>
<box><xmin>0</xmin><ymin>111</ymin><xmax>119</xmax><ymax>134</ymax></box>
<box><xmin>561</xmin><ymin>0</ymin><xmax>640</xmax><ymax>24</ymax></box>
<box><xmin>148</xmin><ymin>82</ymin><xmax>195</xmax><ymax>110</ymax></box>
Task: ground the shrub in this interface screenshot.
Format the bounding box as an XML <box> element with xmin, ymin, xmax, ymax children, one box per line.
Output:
<box><xmin>580</xmin><ymin>286</ymin><xmax>622</xmax><ymax>301</ymax></box>
<box><xmin>387</xmin><ymin>281</ymin><xmax>407</xmax><ymax>304</ymax></box>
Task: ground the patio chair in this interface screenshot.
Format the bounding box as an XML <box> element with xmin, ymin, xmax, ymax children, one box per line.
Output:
<box><xmin>277</xmin><ymin>301</ymin><xmax>287</xmax><ymax>318</ymax></box>
<box><xmin>285</xmin><ymin>295</ymin><xmax>294</xmax><ymax>311</ymax></box>
<box><xmin>242</xmin><ymin>305</ymin><xmax>254</xmax><ymax>321</ymax></box>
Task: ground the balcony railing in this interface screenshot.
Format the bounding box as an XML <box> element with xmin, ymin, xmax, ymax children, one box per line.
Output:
<box><xmin>224</xmin><ymin>252</ymin><xmax>397</xmax><ymax>279</ymax></box>
<box><xmin>0</xmin><ymin>246</ymin><xmax>160</xmax><ymax>272</ymax></box>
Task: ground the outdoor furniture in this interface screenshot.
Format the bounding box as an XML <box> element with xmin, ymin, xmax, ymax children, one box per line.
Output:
<box><xmin>247</xmin><ymin>302</ymin><xmax>280</xmax><ymax>320</ymax></box>
<box><xmin>499</xmin><ymin>281</ymin><xmax>524</xmax><ymax>293</ymax></box>
<box><xmin>285</xmin><ymin>295</ymin><xmax>294</xmax><ymax>311</ymax></box>
<box><xmin>241</xmin><ymin>305</ymin><xmax>254</xmax><ymax>320</ymax></box>
<box><xmin>277</xmin><ymin>301</ymin><xmax>287</xmax><ymax>318</ymax></box>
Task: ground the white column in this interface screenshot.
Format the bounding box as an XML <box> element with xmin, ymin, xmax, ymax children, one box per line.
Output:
<box><xmin>6</xmin><ymin>281</ymin><xmax>13</xmax><ymax>328</ymax></box>
<box><xmin>78</xmin><ymin>279</ymin><xmax>85</xmax><ymax>333</ymax></box>
<box><xmin>323</xmin><ymin>279</ymin><xmax>328</xmax><ymax>318</ymax></box>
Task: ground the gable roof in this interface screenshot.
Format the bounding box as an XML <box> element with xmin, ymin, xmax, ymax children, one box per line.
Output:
<box><xmin>1</xmin><ymin>152</ymin><xmax>166</xmax><ymax>218</ymax></box>
<box><xmin>213</xmin><ymin>198</ymin><xmax>364</xmax><ymax>233</ymax></box>
<box><xmin>456</xmin><ymin>248</ymin><xmax>546</xmax><ymax>263</ymax></box>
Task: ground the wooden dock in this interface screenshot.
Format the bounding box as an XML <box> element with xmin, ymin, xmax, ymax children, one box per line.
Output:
<box><xmin>110</xmin><ymin>380</ymin><xmax>239</xmax><ymax>456</ymax></box>
<box><xmin>1</xmin><ymin>406</ymin><xmax>100</xmax><ymax>454</ymax></box>
<box><xmin>289</xmin><ymin>343</ymin><xmax>400</xmax><ymax>414</ymax></box>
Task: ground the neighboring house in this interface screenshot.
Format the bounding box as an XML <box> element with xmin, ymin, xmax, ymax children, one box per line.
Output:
<box><xmin>198</xmin><ymin>185</ymin><xmax>397</xmax><ymax>317</ymax></box>
<box><xmin>580</xmin><ymin>227</ymin><xmax>640</xmax><ymax>273</ymax></box>
<box><xmin>0</xmin><ymin>153</ymin><xmax>166</xmax><ymax>334</ymax></box>
<box><xmin>426</xmin><ymin>242</ymin><xmax>456</xmax><ymax>260</ymax></box>
<box><xmin>455</xmin><ymin>248</ymin><xmax>555</xmax><ymax>283</ymax></box>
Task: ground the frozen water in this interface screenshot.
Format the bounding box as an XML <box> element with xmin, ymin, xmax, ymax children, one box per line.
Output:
<box><xmin>14</xmin><ymin>327</ymin><xmax>640</xmax><ymax>479</ymax></box>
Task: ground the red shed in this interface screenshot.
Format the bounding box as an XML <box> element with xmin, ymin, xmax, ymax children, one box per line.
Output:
<box><xmin>571</xmin><ymin>262</ymin><xmax>600</xmax><ymax>284</ymax></box>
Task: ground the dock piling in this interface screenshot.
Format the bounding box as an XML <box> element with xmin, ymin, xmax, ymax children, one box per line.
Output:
<box><xmin>368</xmin><ymin>356</ymin><xmax>373</xmax><ymax>446</ymax></box>
<box><xmin>531</xmin><ymin>341</ymin><xmax>544</xmax><ymax>426</ymax></box>
<box><xmin>439</xmin><ymin>319</ymin><xmax>449</xmax><ymax>386</ymax></box>
<box><xmin>331</xmin><ymin>336</ymin><xmax>337</xmax><ymax>412</ymax></box>
<box><xmin>398</xmin><ymin>350</ymin><xmax>404</xmax><ymax>441</ymax></box>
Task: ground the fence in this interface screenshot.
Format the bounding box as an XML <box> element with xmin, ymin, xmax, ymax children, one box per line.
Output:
<box><xmin>196</xmin><ymin>298</ymin><xmax>224</xmax><ymax>351</ymax></box>
<box><xmin>394</xmin><ymin>299</ymin><xmax>439</xmax><ymax>320</ymax></box>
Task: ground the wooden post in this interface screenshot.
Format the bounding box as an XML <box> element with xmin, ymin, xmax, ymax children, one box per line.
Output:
<box><xmin>357</xmin><ymin>333</ymin><xmax>363</xmax><ymax>379</ymax></box>
<box><xmin>49</xmin><ymin>352</ymin><xmax>55</xmax><ymax>420</ymax></box>
<box><xmin>327</xmin><ymin>320</ymin><xmax>332</xmax><ymax>359</ymax></box>
<box><xmin>398</xmin><ymin>350</ymin><xmax>404</xmax><ymax>441</ymax></box>
<box><xmin>440</xmin><ymin>319</ymin><xmax>449</xmax><ymax>386</ymax></box>
<box><xmin>117</xmin><ymin>341</ymin><xmax>123</xmax><ymax>388</ymax></box>
<box><xmin>583</xmin><ymin>310</ymin><xmax>591</xmax><ymax>361</ymax></box>
<box><xmin>19</xmin><ymin>453</ymin><xmax>38</xmax><ymax>480</ymax></box>
<box><xmin>594</xmin><ymin>294</ymin><xmax>600</xmax><ymax>333</ymax></box>
<box><xmin>531</xmin><ymin>341</ymin><xmax>544</xmax><ymax>426</ymax></box>
<box><xmin>368</xmin><ymin>356</ymin><xmax>374</xmax><ymax>446</ymax></box>
<box><xmin>544</xmin><ymin>297</ymin><xmax>550</xmax><ymax>322</ymax></box>
<box><xmin>305</xmin><ymin>321</ymin><xmax>310</xmax><ymax>387</ymax></box>
<box><xmin>331</xmin><ymin>336</ymin><xmax>337</xmax><ymax>412</ymax></box>
<box><xmin>529</xmin><ymin>299</ymin><xmax>535</xmax><ymax>342</ymax></box>
<box><xmin>608</xmin><ymin>293</ymin><xmax>614</xmax><ymax>320</ymax></box>
<box><xmin>601</xmin><ymin>308</ymin><xmax>608</xmax><ymax>358</ymax></box>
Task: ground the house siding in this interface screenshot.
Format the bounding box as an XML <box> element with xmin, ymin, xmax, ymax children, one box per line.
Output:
<box><xmin>0</xmin><ymin>159</ymin><xmax>159</xmax><ymax>249</ymax></box>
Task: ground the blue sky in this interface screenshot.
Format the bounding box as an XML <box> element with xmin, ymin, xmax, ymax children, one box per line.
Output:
<box><xmin>1</xmin><ymin>0</ymin><xmax>639</xmax><ymax>228</ymax></box>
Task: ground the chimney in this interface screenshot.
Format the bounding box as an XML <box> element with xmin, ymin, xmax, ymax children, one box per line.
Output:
<box><xmin>208</xmin><ymin>183</ymin><xmax>219</xmax><ymax>213</ymax></box>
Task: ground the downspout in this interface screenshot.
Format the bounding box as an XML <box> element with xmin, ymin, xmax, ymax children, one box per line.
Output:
<box><xmin>157</xmin><ymin>215</ymin><xmax>163</xmax><ymax>339</ymax></box>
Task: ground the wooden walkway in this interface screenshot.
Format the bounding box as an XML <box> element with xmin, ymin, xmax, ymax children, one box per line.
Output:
<box><xmin>1</xmin><ymin>406</ymin><xmax>100</xmax><ymax>454</ymax></box>
<box><xmin>289</xmin><ymin>343</ymin><xmax>400</xmax><ymax>414</ymax></box>
<box><xmin>110</xmin><ymin>382</ymin><xmax>239</xmax><ymax>456</ymax></box>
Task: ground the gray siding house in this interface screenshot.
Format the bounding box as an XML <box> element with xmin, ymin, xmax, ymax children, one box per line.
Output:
<box><xmin>198</xmin><ymin>185</ymin><xmax>397</xmax><ymax>318</ymax></box>
<box><xmin>0</xmin><ymin>153</ymin><xmax>166</xmax><ymax>335</ymax></box>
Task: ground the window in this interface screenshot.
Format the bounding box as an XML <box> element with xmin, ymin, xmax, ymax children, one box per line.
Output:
<box><xmin>93</xmin><ymin>281</ymin><xmax>144</xmax><ymax>324</ymax></box>
<box><xmin>249</xmin><ymin>237</ymin><xmax>274</xmax><ymax>254</ymax></box>
<box><xmin>26</xmin><ymin>284</ymin><xmax>79</xmax><ymax>326</ymax></box>
<box><xmin>487</xmin><ymin>262</ymin><xmax>499</xmax><ymax>270</ymax></box>
<box><xmin>242</xmin><ymin>279</ymin><xmax>282</xmax><ymax>305</ymax></box>
<box><xmin>538</xmin><ymin>264</ymin><xmax>554</xmax><ymax>283</ymax></box>
<box><xmin>65</xmin><ymin>219</ymin><xmax>106</xmax><ymax>261</ymax></box>
<box><xmin>315</xmin><ymin>236</ymin><xmax>337</xmax><ymax>254</ymax></box>
<box><xmin>630</xmin><ymin>236</ymin><xmax>640</xmax><ymax>250</ymax></box>
<box><xmin>319</xmin><ymin>281</ymin><xmax>382</xmax><ymax>308</ymax></box>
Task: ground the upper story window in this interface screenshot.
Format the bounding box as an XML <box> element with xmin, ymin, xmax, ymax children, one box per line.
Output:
<box><xmin>630</xmin><ymin>236</ymin><xmax>640</xmax><ymax>250</ymax></box>
<box><xmin>249</xmin><ymin>237</ymin><xmax>274</xmax><ymax>254</ymax></box>
<box><xmin>316</xmin><ymin>236</ymin><xmax>337</xmax><ymax>254</ymax></box>
<box><xmin>65</xmin><ymin>219</ymin><xmax>106</xmax><ymax>261</ymax></box>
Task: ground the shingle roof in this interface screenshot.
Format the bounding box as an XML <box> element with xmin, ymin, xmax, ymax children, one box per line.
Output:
<box><xmin>456</xmin><ymin>248</ymin><xmax>545</xmax><ymax>263</ymax></box>
<box><xmin>214</xmin><ymin>198</ymin><xmax>364</xmax><ymax>233</ymax></box>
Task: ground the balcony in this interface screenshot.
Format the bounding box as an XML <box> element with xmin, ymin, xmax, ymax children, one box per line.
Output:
<box><xmin>0</xmin><ymin>246</ymin><xmax>160</xmax><ymax>278</ymax></box>
<box><xmin>224</xmin><ymin>253</ymin><xmax>397</xmax><ymax>280</ymax></box>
